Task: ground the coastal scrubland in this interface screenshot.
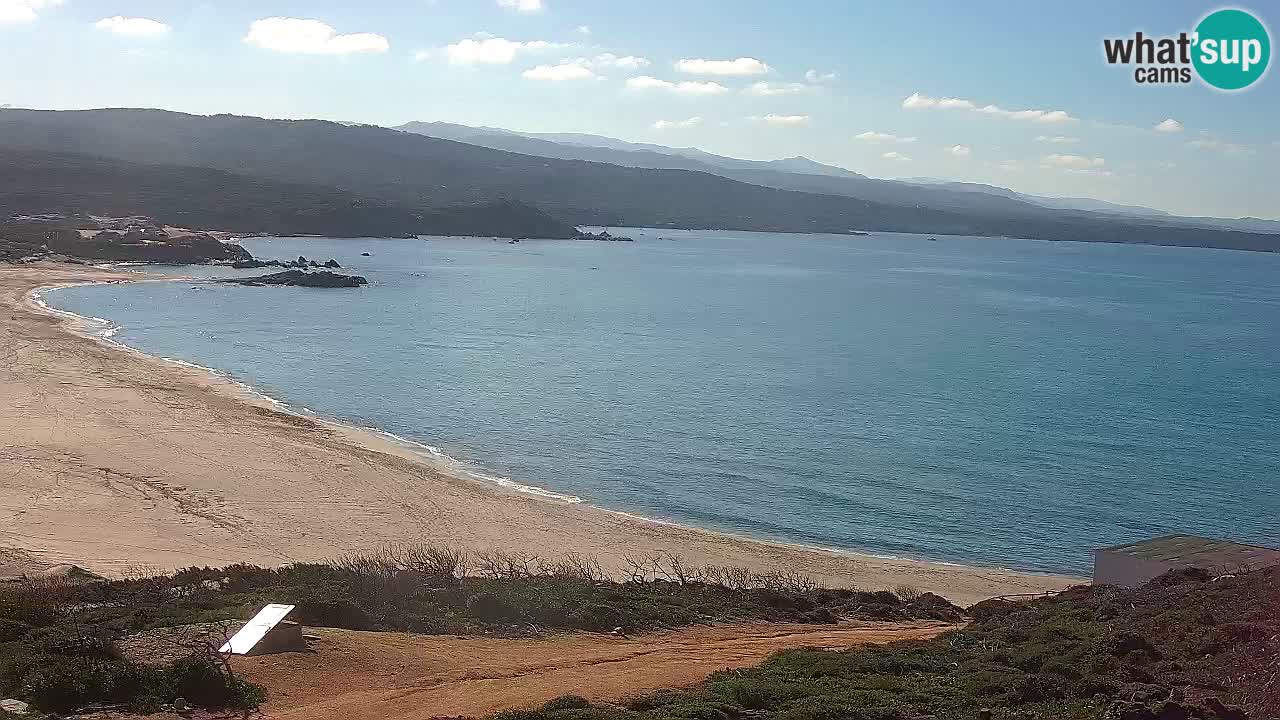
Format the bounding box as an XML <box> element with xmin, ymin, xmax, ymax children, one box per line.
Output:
<box><xmin>501</xmin><ymin>566</ymin><xmax>1271</xmax><ymax>720</ymax></box>
<box><xmin>1</xmin><ymin>552</ymin><xmax>1271</xmax><ymax>719</ymax></box>
<box><xmin>0</xmin><ymin>546</ymin><xmax>959</xmax><ymax>714</ymax></box>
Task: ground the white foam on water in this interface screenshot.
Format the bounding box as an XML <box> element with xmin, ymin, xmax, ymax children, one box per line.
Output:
<box><xmin>361</xmin><ymin>427</ymin><xmax>584</xmax><ymax>504</ymax></box>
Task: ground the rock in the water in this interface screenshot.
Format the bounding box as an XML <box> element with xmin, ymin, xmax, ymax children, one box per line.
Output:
<box><xmin>324</xmin><ymin>259</ymin><xmax>341</xmax><ymax>268</ymax></box>
<box><xmin>231</xmin><ymin>259</ymin><xmax>284</xmax><ymax>269</ymax></box>
<box><xmin>360</xmin><ymin>252</ymin><xmax>371</xmax><ymax>256</ymax></box>
<box><xmin>221</xmin><ymin>270</ymin><xmax>368</xmax><ymax>288</ymax></box>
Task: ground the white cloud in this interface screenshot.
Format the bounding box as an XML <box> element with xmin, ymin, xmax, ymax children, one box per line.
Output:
<box><xmin>995</xmin><ymin>160</ymin><xmax>1024</xmax><ymax>173</ymax></box>
<box><xmin>902</xmin><ymin>92</ymin><xmax>974</xmax><ymax>110</ymax></box>
<box><xmin>625</xmin><ymin>76</ymin><xmax>729</xmax><ymax>95</ymax></box>
<box><xmin>1042</xmin><ymin>153</ymin><xmax>1106</xmax><ymax>169</ymax></box>
<box><xmin>576</xmin><ymin>25</ymin><xmax>591</xmax><ymax>35</ymax></box>
<box><xmin>522</xmin><ymin>61</ymin><xmax>596</xmax><ymax>81</ymax></box>
<box><xmin>446</xmin><ymin>36</ymin><xmax>561</xmax><ymax>65</ymax></box>
<box><xmin>0</xmin><ymin>0</ymin><xmax>62</xmax><ymax>24</ymax></box>
<box><xmin>805</xmin><ymin>69</ymin><xmax>837</xmax><ymax>83</ymax></box>
<box><xmin>882</xmin><ymin>151</ymin><xmax>911</xmax><ymax>161</ymax></box>
<box><xmin>674</xmin><ymin>57</ymin><xmax>769</xmax><ymax>76</ymax></box>
<box><xmin>94</xmin><ymin>16</ymin><xmax>171</xmax><ymax>37</ymax></box>
<box><xmin>976</xmin><ymin>105</ymin><xmax>1074</xmax><ymax>124</ymax></box>
<box><xmin>904</xmin><ymin>92</ymin><xmax>1076</xmax><ymax>123</ymax></box>
<box><xmin>587</xmin><ymin>53</ymin><xmax>649</xmax><ymax>71</ymax></box>
<box><xmin>743</xmin><ymin>81</ymin><xmax>813</xmax><ymax>97</ymax></box>
<box><xmin>497</xmin><ymin>0</ymin><xmax>544</xmax><ymax>13</ymax></box>
<box><xmin>244</xmin><ymin>17</ymin><xmax>389</xmax><ymax>55</ymax></box>
<box><xmin>653</xmin><ymin>116</ymin><xmax>703</xmax><ymax>130</ymax></box>
<box><xmin>854</xmin><ymin>131</ymin><xmax>916</xmax><ymax>144</ymax></box>
<box><xmin>413</xmin><ymin>49</ymin><xmax>432</xmax><ymax>62</ymax></box>
<box><xmin>947</xmin><ymin>144</ymin><xmax>972</xmax><ymax>157</ymax></box>
<box><xmin>751</xmin><ymin>114</ymin><xmax>810</xmax><ymax>127</ymax></box>
<box><xmin>1154</xmin><ymin>118</ymin><xmax>1184</xmax><ymax>133</ymax></box>
<box><xmin>1035</xmin><ymin>135</ymin><xmax>1078</xmax><ymax>144</ymax></box>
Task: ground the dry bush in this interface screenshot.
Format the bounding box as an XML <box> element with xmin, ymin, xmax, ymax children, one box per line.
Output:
<box><xmin>657</xmin><ymin>553</ymin><xmax>701</xmax><ymax>586</ymax></box>
<box><xmin>544</xmin><ymin>552</ymin><xmax>605</xmax><ymax>582</ymax></box>
<box><xmin>893</xmin><ymin>584</ymin><xmax>922</xmax><ymax>602</ymax></box>
<box><xmin>756</xmin><ymin>569</ymin><xmax>821</xmax><ymax>593</ymax></box>
<box><xmin>474</xmin><ymin>549</ymin><xmax>542</xmax><ymax>580</ymax></box>
<box><xmin>333</xmin><ymin>547</ymin><xmax>399</xmax><ymax>577</ymax></box>
<box><xmin>623</xmin><ymin>553</ymin><xmax>663</xmax><ymax>583</ymax></box>
<box><xmin>0</xmin><ymin>575</ymin><xmax>80</xmax><ymax>624</ymax></box>
<box><xmin>392</xmin><ymin>543</ymin><xmax>469</xmax><ymax>581</ymax></box>
<box><xmin>701</xmin><ymin>564</ymin><xmax>753</xmax><ymax>590</ymax></box>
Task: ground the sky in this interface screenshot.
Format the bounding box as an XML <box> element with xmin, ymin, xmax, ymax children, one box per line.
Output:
<box><xmin>1</xmin><ymin>0</ymin><xmax>1277</xmax><ymax>219</ymax></box>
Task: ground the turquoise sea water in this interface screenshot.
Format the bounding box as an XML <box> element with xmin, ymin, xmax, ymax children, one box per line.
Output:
<box><xmin>48</xmin><ymin>230</ymin><xmax>1280</xmax><ymax>574</ymax></box>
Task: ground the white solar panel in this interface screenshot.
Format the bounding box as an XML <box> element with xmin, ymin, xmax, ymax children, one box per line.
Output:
<box><xmin>219</xmin><ymin>603</ymin><xmax>296</xmax><ymax>655</ymax></box>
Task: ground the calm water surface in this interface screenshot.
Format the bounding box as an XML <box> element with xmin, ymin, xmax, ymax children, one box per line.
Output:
<box><xmin>49</xmin><ymin>230</ymin><xmax>1280</xmax><ymax>574</ymax></box>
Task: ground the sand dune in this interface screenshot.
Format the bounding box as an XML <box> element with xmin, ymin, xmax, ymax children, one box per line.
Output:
<box><xmin>0</xmin><ymin>264</ymin><xmax>1079</xmax><ymax>604</ymax></box>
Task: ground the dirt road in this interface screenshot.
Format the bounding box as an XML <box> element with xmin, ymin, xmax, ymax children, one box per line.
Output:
<box><xmin>235</xmin><ymin>621</ymin><xmax>954</xmax><ymax>719</ymax></box>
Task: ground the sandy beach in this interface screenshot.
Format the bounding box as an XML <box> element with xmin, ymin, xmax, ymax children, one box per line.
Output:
<box><xmin>0</xmin><ymin>263</ymin><xmax>1080</xmax><ymax>604</ymax></box>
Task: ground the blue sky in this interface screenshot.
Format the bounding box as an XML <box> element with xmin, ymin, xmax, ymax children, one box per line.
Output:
<box><xmin>2</xmin><ymin>0</ymin><xmax>1276</xmax><ymax>218</ymax></box>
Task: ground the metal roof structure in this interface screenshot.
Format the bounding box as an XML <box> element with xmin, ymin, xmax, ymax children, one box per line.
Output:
<box><xmin>1098</xmin><ymin>535</ymin><xmax>1280</xmax><ymax>572</ymax></box>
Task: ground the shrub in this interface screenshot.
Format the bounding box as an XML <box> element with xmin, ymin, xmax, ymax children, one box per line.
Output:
<box><xmin>160</xmin><ymin>654</ymin><xmax>266</xmax><ymax>709</ymax></box>
<box><xmin>292</xmin><ymin>595</ymin><xmax>374</xmax><ymax>631</ymax></box>
<box><xmin>492</xmin><ymin>711</ymin><xmax>549</xmax><ymax>720</ymax></box>
<box><xmin>543</xmin><ymin>695</ymin><xmax>592</xmax><ymax>711</ymax></box>
<box><xmin>892</xmin><ymin>584</ymin><xmax>921</xmax><ymax>602</ymax></box>
<box><xmin>24</xmin><ymin>624</ymin><xmax>117</xmax><ymax>657</ymax></box>
<box><xmin>709</xmin><ymin>677</ymin><xmax>805</xmax><ymax>710</ymax></box>
<box><xmin>19</xmin><ymin>656</ymin><xmax>143</xmax><ymax>712</ymax></box>
<box><xmin>467</xmin><ymin>591</ymin><xmax>520</xmax><ymax>622</ymax></box>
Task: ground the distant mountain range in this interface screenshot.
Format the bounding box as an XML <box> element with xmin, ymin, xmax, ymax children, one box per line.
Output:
<box><xmin>398</xmin><ymin>121</ymin><xmax>1280</xmax><ymax>237</ymax></box>
<box><xmin>0</xmin><ymin>108</ymin><xmax>1276</xmax><ymax>251</ymax></box>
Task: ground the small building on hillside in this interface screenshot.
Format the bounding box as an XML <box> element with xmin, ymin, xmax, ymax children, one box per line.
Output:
<box><xmin>1093</xmin><ymin>535</ymin><xmax>1280</xmax><ymax>588</ymax></box>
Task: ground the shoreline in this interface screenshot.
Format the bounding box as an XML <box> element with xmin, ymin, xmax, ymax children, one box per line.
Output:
<box><xmin>33</xmin><ymin>274</ymin><xmax>1055</xmax><ymax>576</ymax></box>
<box><xmin>1</xmin><ymin>263</ymin><xmax>1082</xmax><ymax>604</ymax></box>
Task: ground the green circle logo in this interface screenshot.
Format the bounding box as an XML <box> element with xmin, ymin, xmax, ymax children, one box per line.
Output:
<box><xmin>1193</xmin><ymin>8</ymin><xmax>1271</xmax><ymax>90</ymax></box>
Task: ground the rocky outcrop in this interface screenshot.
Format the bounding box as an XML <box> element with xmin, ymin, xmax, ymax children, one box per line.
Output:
<box><xmin>44</xmin><ymin>228</ymin><xmax>251</xmax><ymax>264</ymax></box>
<box><xmin>220</xmin><ymin>270</ymin><xmax>368</xmax><ymax>288</ymax></box>
<box><xmin>229</xmin><ymin>256</ymin><xmax>341</xmax><ymax>270</ymax></box>
<box><xmin>578</xmin><ymin>230</ymin><xmax>634</xmax><ymax>242</ymax></box>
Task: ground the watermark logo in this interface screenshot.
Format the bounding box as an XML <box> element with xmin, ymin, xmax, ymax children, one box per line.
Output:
<box><xmin>1103</xmin><ymin>7</ymin><xmax>1270</xmax><ymax>90</ymax></box>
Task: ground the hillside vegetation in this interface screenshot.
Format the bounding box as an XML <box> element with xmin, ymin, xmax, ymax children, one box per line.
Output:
<box><xmin>2</xmin><ymin>543</ymin><xmax>1273</xmax><ymax>719</ymax></box>
<box><xmin>1</xmin><ymin>108</ymin><xmax>1278</xmax><ymax>250</ymax></box>
<box><xmin>0</xmin><ymin>547</ymin><xmax>958</xmax><ymax>714</ymax></box>
<box><xmin>497</xmin><ymin>567</ymin><xmax>1274</xmax><ymax>720</ymax></box>
<box><xmin>0</xmin><ymin>149</ymin><xmax>573</xmax><ymax>239</ymax></box>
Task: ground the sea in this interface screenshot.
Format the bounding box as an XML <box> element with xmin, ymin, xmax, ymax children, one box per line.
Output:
<box><xmin>46</xmin><ymin>229</ymin><xmax>1280</xmax><ymax>575</ymax></box>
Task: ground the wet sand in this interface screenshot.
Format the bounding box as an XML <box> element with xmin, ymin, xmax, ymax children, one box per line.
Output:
<box><xmin>0</xmin><ymin>263</ymin><xmax>1081</xmax><ymax>604</ymax></box>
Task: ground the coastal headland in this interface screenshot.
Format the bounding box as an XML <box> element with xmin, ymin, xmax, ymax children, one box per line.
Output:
<box><xmin>0</xmin><ymin>263</ymin><xmax>1079</xmax><ymax>605</ymax></box>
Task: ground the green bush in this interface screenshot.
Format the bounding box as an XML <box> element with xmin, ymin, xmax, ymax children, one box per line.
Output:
<box><xmin>543</xmin><ymin>695</ymin><xmax>592</xmax><ymax>711</ymax></box>
<box><xmin>162</xmin><ymin>655</ymin><xmax>266</xmax><ymax>709</ymax></box>
<box><xmin>467</xmin><ymin>590</ymin><xmax>520</xmax><ymax>622</ymax></box>
<box><xmin>19</xmin><ymin>656</ymin><xmax>143</xmax><ymax>712</ymax></box>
